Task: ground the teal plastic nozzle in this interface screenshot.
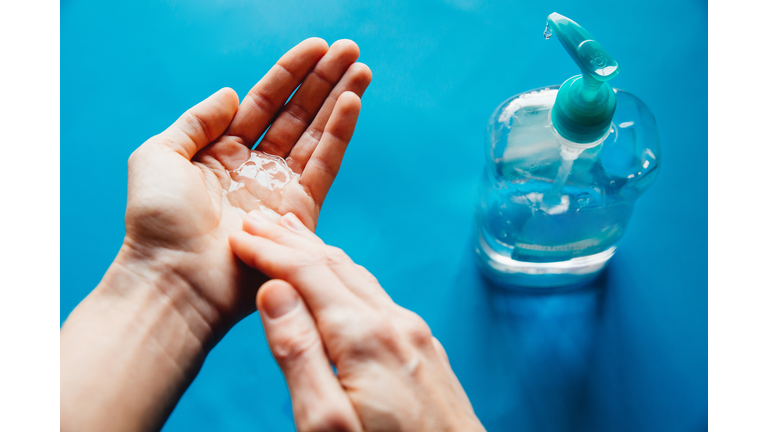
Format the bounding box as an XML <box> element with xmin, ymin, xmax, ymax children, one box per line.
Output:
<box><xmin>547</xmin><ymin>12</ymin><xmax>620</xmax><ymax>143</ymax></box>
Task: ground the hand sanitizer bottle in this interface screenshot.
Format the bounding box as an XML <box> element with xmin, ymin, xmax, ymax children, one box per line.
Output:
<box><xmin>474</xmin><ymin>13</ymin><xmax>661</xmax><ymax>289</ymax></box>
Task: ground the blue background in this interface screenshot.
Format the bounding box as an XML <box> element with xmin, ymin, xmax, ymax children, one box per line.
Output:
<box><xmin>62</xmin><ymin>1</ymin><xmax>707</xmax><ymax>431</ymax></box>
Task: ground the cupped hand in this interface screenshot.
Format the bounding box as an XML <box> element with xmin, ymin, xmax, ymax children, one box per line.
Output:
<box><xmin>229</xmin><ymin>212</ymin><xmax>487</xmax><ymax>432</ymax></box>
<box><xmin>120</xmin><ymin>38</ymin><xmax>371</xmax><ymax>338</ymax></box>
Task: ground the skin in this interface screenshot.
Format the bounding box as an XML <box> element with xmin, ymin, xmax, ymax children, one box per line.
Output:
<box><xmin>229</xmin><ymin>211</ymin><xmax>487</xmax><ymax>432</ymax></box>
<box><xmin>62</xmin><ymin>36</ymin><xmax>486</xmax><ymax>432</ymax></box>
<box><xmin>61</xmin><ymin>38</ymin><xmax>372</xmax><ymax>432</ymax></box>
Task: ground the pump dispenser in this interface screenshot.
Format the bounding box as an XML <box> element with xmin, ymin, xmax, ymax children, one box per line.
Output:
<box><xmin>548</xmin><ymin>13</ymin><xmax>619</xmax><ymax>144</ymax></box>
<box><xmin>474</xmin><ymin>12</ymin><xmax>661</xmax><ymax>289</ymax></box>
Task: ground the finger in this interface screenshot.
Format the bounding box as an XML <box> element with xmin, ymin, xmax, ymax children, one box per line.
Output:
<box><xmin>257</xmin><ymin>40</ymin><xmax>361</xmax><ymax>158</ymax></box>
<box><xmin>257</xmin><ymin>280</ymin><xmax>363</xmax><ymax>432</ymax></box>
<box><xmin>299</xmin><ymin>91</ymin><xmax>361</xmax><ymax>206</ymax></box>
<box><xmin>277</xmin><ymin>212</ymin><xmax>326</xmax><ymax>244</ymax></box>
<box><xmin>152</xmin><ymin>88</ymin><xmax>240</xmax><ymax>160</ymax></box>
<box><xmin>244</xmin><ymin>211</ymin><xmax>324</xmax><ymax>247</ymax></box>
<box><xmin>243</xmin><ymin>212</ymin><xmax>392</xmax><ymax>306</ymax></box>
<box><xmin>224</xmin><ymin>38</ymin><xmax>329</xmax><ymax>147</ymax></box>
<box><xmin>229</xmin><ymin>230</ymin><xmax>364</xmax><ymax>315</ymax></box>
<box><xmin>287</xmin><ymin>62</ymin><xmax>372</xmax><ymax>173</ymax></box>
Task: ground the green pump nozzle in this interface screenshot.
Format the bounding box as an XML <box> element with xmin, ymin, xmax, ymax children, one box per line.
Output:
<box><xmin>547</xmin><ymin>12</ymin><xmax>620</xmax><ymax>144</ymax></box>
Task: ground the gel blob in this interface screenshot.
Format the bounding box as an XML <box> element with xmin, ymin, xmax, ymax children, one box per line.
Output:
<box><xmin>222</xmin><ymin>150</ymin><xmax>299</xmax><ymax>220</ymax></box>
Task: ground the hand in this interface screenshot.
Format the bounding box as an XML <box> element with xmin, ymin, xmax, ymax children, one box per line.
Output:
<box><xmin>229</xmin><ymin>212</ymin><xmax>487</xmax><ymax>432</ymax></box>
<box><xmin>61</xmin><ymin>38</ymin><xmax>371</xmax><ymax>432</ymax></box>
<box><xmin>122</xmin><ymin>38</ymin><xmax>371</xmax><ymax>336</ymax></box>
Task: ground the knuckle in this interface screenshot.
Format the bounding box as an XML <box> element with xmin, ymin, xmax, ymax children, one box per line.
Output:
<box><xmin>358</xmin><ymin>315</ymin><xmax>398</xmax><ymax>348</ymax></box>
<box><xmin>327</xmin><ymin>311</ymin><xmax>398</xmax><ymax>356</ymax></box>
<box><xmin>399</xmin><ymin>310</ymin><xmax>433</xmax><ymax>347</ymax></box>
<box><xmin>248</xmin><ymin>88</ymin><xmax>278</xmax><ymax>114</ymax></box>
<box><xmin>307</xmin><ymin>153</ymin><xmax>337</xmax><ymax>179</ymax></box>
<box><xmin>318</xmin><ymin>308</ymin><xmax>355</xmax><ymax>338</ymax></box>
<box><xmin>323</xmin><ymin>246</ymin><xmax>352</xmax><ymax>266</ymax></box>
<box><xmin>356</xmin><ymin>265</ymin><xmax>380</xmax><ymax>285</ymax></box>
<box><xmin>284</xmin><ymin>102</ymin><xmax>312</xmax><ymax>125</ymax></box>
<box><xmin>269</xmin><ymin>326</ymin><xmax>319</xmax><ymax>365</ymax></box>
<box><xmin>311</xmin><ymin>67</ymin><xmax>334</xmax><ymax>87</ymax></box>
<box><xmin>182</xmin><ymin>111</ymin><xmax>211</xmax><ymax>143</ymax></box>
<box><xmin>304</xmin><ymin>408</ymin><xmax>356</xmax><ymax>432</ymax></box>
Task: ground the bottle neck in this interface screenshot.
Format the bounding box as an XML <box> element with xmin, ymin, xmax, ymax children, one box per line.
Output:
<box><xmin>550</xmin><ymin>110</ymin><xmax>610</xmax><ymax>150</ymax></box>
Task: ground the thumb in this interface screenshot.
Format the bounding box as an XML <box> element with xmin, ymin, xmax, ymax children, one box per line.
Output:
<box><xmin>257</xmin><ymin>280</ymin><xmax>362</xmax><ymax>432</ymax></box>
<box><xmin>153</xmin><ymin>87</ymin><xmax>239</xmax><ymax>160</ymax></box>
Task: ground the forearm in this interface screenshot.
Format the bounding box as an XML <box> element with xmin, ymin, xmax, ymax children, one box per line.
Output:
<box><xmin>61</xmin><ymin>245</ymin><xmax>214</xmax><ymax>432</ymax></box>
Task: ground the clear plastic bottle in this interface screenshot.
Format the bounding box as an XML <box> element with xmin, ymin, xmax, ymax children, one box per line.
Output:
<box><xmin>474</xmin><ymin>13</ymin><xmax>661</xmax><ymax>289</ymax></box>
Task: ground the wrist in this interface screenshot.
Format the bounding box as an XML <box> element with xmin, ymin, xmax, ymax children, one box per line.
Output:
<box><xmin>97</xmin><ymin>238</ymin><xmax>219</xmax><ymax>355</ymax></box>
<box><xmin>61</xmin><ymin>240</ymin><xmax>217</xmax><ymax>431</ymax></box>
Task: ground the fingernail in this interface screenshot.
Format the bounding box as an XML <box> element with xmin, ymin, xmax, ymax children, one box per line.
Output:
<box><xmin>283</xmin><ymin>213</ymin><xmax>309</xmax><ymax>232</ymax></box>
<box><xmin>261</xmin><ymin>282</ymin><xmax>300</xmax><ymax>319</ymax></box>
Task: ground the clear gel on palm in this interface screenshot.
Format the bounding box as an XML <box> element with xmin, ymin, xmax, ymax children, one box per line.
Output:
<box><xmin>222</xmin><ymin>150</ymin><xmax>299</xmax><ymax>220</ymax></box>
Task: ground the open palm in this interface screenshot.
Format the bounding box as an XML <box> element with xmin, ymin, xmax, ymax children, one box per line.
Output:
<box><xmin>121</xmin><ymin>39</ymin><xmax>371</xmax><ymax>335</ymax></box>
